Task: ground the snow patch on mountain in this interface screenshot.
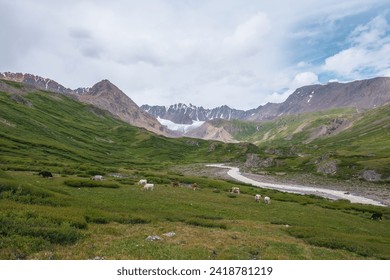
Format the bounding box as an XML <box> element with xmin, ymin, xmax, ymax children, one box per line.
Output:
<box><xmin>157</xmin><ymin>117</ymin><xmax>204</xmax><ymax>133</ymax></box>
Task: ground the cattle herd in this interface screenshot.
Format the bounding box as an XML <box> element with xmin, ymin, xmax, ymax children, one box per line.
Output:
<box><xmin>36</xmin><ymin>172</ymin><xmax>386</xmax><ymax>219</ymax></box>
<box><xmin>230</xmin><ymin>187</ymin><xmax>271</xmax><ymax>204</ymax></box>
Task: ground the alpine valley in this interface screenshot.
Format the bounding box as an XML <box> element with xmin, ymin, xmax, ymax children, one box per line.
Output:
<box><xmin>0</xmin><ymin>72</ymin><xmax>389</xmax><ymax>260</ymax></box>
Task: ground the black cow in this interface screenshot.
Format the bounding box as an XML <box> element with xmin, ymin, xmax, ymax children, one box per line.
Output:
<box><xmin>38</xmin><ymin>171</ymin><xmax>53</xmax><ymax>178</ymax></box>
<box><xmin>371</xmin><ymin>212</ymin><xmax>383</xmax><ymax>221</ymax></box>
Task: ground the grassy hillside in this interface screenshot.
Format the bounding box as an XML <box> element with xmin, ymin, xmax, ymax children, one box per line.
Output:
<box><xmin>0</xmin><ymin>82</ymin><xmax>258</xmax><ymax>174</ymax></box>
<box><xmin>1</xmin><ymin>80</ymin><xmax>389</xmax><ymax>260</ymax></box>
<box><xmin>213</xmin><ymin>106</ymin><xmax>390</xmax><ymax>181</ymax></box>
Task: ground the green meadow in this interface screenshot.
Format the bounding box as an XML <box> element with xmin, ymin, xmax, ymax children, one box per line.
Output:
<box><xmin>0</xmin><ymin>80</ymin><xmax>389</xmax><ymax>259</ymax></box>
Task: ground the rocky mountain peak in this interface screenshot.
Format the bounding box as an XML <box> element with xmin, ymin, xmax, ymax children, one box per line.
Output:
<box><xmin>1</xmin><ymin>71</ymin><xmax>171</xmax><ymax>136</ymax></box>
<box><xmin>92</xmin><ymin>79</ymin><xmax>114</xmax><ymax>90</ymax></box>
<box><xmin>87</xmin><ymin>79</ymin><xmax>124</xmax><ymax>98</ymax></box>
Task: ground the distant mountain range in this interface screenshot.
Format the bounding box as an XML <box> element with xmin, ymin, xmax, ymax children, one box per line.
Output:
<box><xmin>1</xmin><ymin>72</ymin><xmax>389</xmax><ymax>142</ymax></box>
<box><xmin>141</xmin><ymin>103</ymin><xmax>255</xmax><ymax>124</ymax></box>
<box><xmin>142</xmin><ymin>77</ymin><xmax>390</xmax><ymax>125</ymax></box>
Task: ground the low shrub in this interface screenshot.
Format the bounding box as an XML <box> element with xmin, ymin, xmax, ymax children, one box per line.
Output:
<box><xmin>194</xmin><ymin>215</ymin><xmax>223</xmax><ymax>220</ymax></box>
<box><xmin>64</xmin><ymin>179</ymin><xmax>120</xmax><ymax>189</ymax></box>
<box><xmin>0</xmin><ymin>212</ymin><xmax>83</xmax><ymax>247</ymax></box>
<box><xmin>85</xmin><ymin>215</ymin><xmax>109</xmax><ymax>224</ymax></box>
<box><xmin>114</xmin><ymin>217</ymin><xmax>151</xmax><ymax>225</ymax></box>
<box><xmin>286</xmin><ymin>226</ymin><xmax>388</xmax><ymax>259</ymax></box>
<box><xmin>185</xmin><ymin>219</ymin><xmax>228</xmax><ymax>229</ymax></box>
<box><xmin>86</xmin><ymin>170</ymin><xmax>105</xmax><ymax>176</ymax></box>
<box><xmin>0</xmin><ymin>179</ymin><xmax>65</xmax><ymax>206</ymax></box>
<box><xmin>0</xmin><ymin>235</ymin><xmax>50</xmax><ymax>259</ymax></box>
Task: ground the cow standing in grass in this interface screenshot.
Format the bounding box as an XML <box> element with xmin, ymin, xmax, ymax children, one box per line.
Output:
<box><xmin>371</xmin><ymin>212</ymin><xmax>382</xmax><ymax>220</ymax></box>
<box><xmin>230</xmin><ymin>187</ymin><xmax>240</xmax><ymax>194</ymax></box>
<box><xmin>143</xmin><ymin>183</ymin><xmax>154</xmax><ymax>191</ymax></box>
<box><xmin>264</xmin><ymin>196</ymin><xmax>271</xmax><ymax>204</ymax></box>
<box><xmin>38</xmin><ymin>171</ymin><xmax>53</xmax><ymax>178</ymax></box>
<box><xmin>138</xmin><ymin>179</ymin><xmax>147</xmax><ymax>185</ymax></box>
<box><xmin>91</xmin><ymin>175</ymin><xmax>103</xmax><ymax>181</ymax></box>
<box><xmin>255</xmin><ymin>194</ymin><xmax>261</xmax><ymax>203</ymax></box>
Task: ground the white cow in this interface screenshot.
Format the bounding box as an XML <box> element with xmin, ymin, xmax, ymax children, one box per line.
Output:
<box><xmin>138</xmin><ymin>179</ymin><xmax>147</xmax><ymax>185</ymax></box>
<box><xmin>264</xmin><ymin>196</ymin><xmax>271</xmax><ymax>204</ymax></box>
<box><xmin>92</xmin><ymin>175</ymin><xmax>103</xmax><ymax>181</ymax></box>
<box><xmin>231</xmin><ymin>187</ymin><xmax>240</xmax><ymax>194</ymax></box>
<box><xmin>143</xmin><ymin>183</ymin><xmax>154</xmax><ymax>191</ymax></box>
<box><xmin>255</xmin><ymin>194</ymin><xmax>261</xmax><ymax>202</ymax></box>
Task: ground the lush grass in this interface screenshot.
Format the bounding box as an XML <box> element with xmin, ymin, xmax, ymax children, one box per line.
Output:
<box><xmin>1</xmin><ymin>81</ymin><xmax>390</xmax><ymax>260</ymax></box>
<box><xmin>64</xmin><ymin>179</ymin><xmax>120</xmax><ymax>189</ymax></box>
<box><xmin>0</xmin><ymin>171</ymin><xmax>389</xmax><ymax>260</ymax></box>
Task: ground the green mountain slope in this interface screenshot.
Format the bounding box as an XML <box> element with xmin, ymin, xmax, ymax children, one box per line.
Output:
<box><xmin>0</xmin><ymin>80</ymin><xmax>257</xmax><ymax>173</ymax></box>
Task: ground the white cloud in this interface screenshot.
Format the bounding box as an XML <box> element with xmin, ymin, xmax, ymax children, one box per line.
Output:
<box><xmin>296</xmin><ymin>61</ymin><xmax>312</xmax><ymax>68</ymax></box>
<box><xmin>222</xmin><ymin>12</ymin><xmax>271</xmax><ymax>57</ymax></box>
<box><xmin>291</xmin><ymin>72</ymin><xmax>319</xmax><ymax>88</ymax></box>
<box><xmin>349</xmin><ymin>14</ymin><xmax>389</xmax><ymax>46</ymax></box>
<box><xmin>323</xmin><ymin>14</ymin><xmax>390</xmax><ymax>78</ymax></box>
<box><xmin>266</xmin><ymin>91</ymin><xmax>293</xmax><ymax>104</ymax></box>
<box><xmin>265</xmin><ymin>72</ymin><xmax>320</xmax><ymax>104</ymax></box>
<box><xmin>1</xmin><ymin>0</ymin><xmax>389</xmax><ymax>110</ymax></box>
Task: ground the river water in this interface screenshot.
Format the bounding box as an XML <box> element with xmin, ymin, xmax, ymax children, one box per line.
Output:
<box><xmin>206</xmin><ymin>164</ymin><xmax>385</xmax><ymax>207</ymax></box>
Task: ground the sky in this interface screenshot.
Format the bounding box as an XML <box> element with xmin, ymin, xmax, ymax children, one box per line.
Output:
<box><xmin>1</xmin><ymin>0</ymin><xmax>390</xmax><ymax>110</ymax></box>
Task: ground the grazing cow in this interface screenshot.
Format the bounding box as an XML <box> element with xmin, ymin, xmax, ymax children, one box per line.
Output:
<box><xmin>143</xmin><ymin>183</ymin><xmax>154</xmax><ymax>191</ymax></box>
<box><xmin>230</xmin><ymin>187</ymin><xmax>240</xmax><ymax>194</ymax></box>
<box><xmin>91</xmin><ymin>175</ymin><xmax>103</xmax><ymax>181</ymax></box>
<box><xmin>371</xmin><ymin>212</ymin><xmax>382</xmax><ymax>221</ymax></box>
<box><xmin>38</xmin><ymin>171</ymin><xmax>53</xmax><ymax>178</ymax></box>
<box><xmin>264</xmin><ymin>196</ymin><xmax>271</xmax><ymax>204</ymax></box>
<box><xmin>138</xmin><ymin>179</ymin><xmax>147</xmax><ymax>185</ymax></box>
<box><xmin>192</xmin><ymin>183</ymin><xmax>198</xmax><ymax>191</ymax></box>
<box><xmin>255</xmin><ymin>194</ymin><xmax>261</xmax><ymax>203</ymax></box>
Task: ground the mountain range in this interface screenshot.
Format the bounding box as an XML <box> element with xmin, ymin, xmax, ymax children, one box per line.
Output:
<box><xmin>141</xmin><ymin>103</ymin><xmax>255</xmax><ymax>124</ymax></box>
<box><xmin>1</xmin><ymin>72</ymin><xmax>389</xmax><ymax>143</ymax></box>
<box><xmin>142</xmin><ymin>77</ymin><xmax>390</xmax><ymax>124</ymax></box>
<box><xmin>141</xmin><ymin>77</ymin><xmax>390</xmax><ymax>142</ymax></box>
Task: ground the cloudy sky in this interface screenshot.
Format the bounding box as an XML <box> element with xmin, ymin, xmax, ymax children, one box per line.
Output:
<box><xmin>1</xmin><ymin>0</ymin><xmax>390</xmax><ymax>109</ymax></box>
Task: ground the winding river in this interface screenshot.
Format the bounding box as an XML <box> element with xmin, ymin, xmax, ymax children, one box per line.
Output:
<box><xmin>206</xmin><ymin>164</ymin><xmax>385</xmax><ymax>207</ymax></box>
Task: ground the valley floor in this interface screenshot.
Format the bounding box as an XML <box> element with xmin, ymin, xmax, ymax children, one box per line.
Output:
<box><xmin>174</xmin><ymin>164</ymin><xmax>390</xmax><ymax>206</ymax></box>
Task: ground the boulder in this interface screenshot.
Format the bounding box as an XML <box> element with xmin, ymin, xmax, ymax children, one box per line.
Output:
<box><xmin>360</xmin><ymin>170</ymin><xmax>382</xmax><ymax>182</ymax></box>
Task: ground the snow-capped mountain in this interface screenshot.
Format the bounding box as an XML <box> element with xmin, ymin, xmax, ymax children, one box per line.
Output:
<box><xmin>143</xmin><ymin>77</ymin><xmax>390</xmax><ymax>125</ymax></box>
<box><xmin>141</xmin><ymin>103</ymin><xmax>255</xmax><ymax>124</ymax></box>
